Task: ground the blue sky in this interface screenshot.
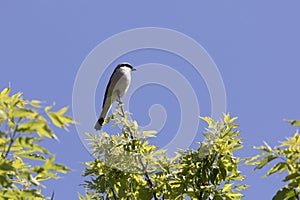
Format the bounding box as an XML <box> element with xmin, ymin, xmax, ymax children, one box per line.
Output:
<box><xmin>1</xmin><ymin>1</ymin><xmax>300</xmax><ymax>199</ymax></box>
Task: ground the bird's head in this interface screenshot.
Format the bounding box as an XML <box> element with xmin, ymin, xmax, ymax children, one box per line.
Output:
<box><xmin>117</xmin><ymin>63</ymin><xmax>136</xmax><ymax>72</ymax></box>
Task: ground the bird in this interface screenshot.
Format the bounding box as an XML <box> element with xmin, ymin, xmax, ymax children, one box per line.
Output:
<box><xmin>94</xmin><ymin>63</ymin><xmax>136</xmax><ymax>130</ymax></box>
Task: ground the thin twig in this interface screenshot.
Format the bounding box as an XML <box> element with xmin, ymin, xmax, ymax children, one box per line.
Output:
<box><xmin>118</xmin><ymin>103</ymin><xmax>158</xmax><ymax>200</ymax></box>
<box><xmin>117</xmin><ymin>94</ymin><xmax>126</xmax><ymax>118</ymax></box>
<box><xmin>4</xmin><ymin>119</ymin><xmax>20</xmax><ymax>158</ymax></box>
<box><xmin>118</xmin><ymin>103</ymin><xmax>133</xmax><ymax>139</ymax></box>
<box><xmin>294</xmin><ymin>189</ymin><xmax>299</xmax><ymax>200</ymax></box>
<box><xmin>137</xmin><ymin>155</ymin><xmax>158</xmax><ymax>200</ymax></box>
<box><xmin>50</xmin><ymin>191</ymin><xmax>55</xmax><ymax>200</ymax></box>
<box><xmin>110</xmin><ymin>187</ymin><xmax>117</xmax><ymax>200</ymax></box>
<box><xmin>119</xmin><ymin>103</ymin><xmax>125</xmax><ymax>118</ymax></box>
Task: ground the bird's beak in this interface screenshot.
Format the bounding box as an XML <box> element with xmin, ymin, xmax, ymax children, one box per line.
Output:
<box><xmin>132</xmin><ymin>68</ymin><xmax>137</xmax><ymax>71</ymax></box>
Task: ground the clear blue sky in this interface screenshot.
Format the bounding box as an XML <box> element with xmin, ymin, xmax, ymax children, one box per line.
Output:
<box><xmin>1</xmin><ymin>1</ymin><xmax>300</xmax><ymax>199</ymax></box>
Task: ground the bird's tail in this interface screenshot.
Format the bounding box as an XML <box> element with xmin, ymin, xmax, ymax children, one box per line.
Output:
<box><xmin>94</xmin><ymin>118</ymin><xmax>104</xmax><ymax>130</ymax></box>
<box><xmin>95</xmin><ymin>97</ymin><xmax>112</xmax><ymax>131</ymax></box>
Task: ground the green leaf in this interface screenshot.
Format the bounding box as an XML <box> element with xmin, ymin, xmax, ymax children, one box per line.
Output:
<box><xmin>13</xmin><ymin>108</ymin><xmax>37</xmax><ymax>118</ymax></box>
<box><xmin>18</xmin><ymin>189</ymin><xmax>44</xmax><ymax>199</ymax></box>
<box><xmin>246</xmin><ymin>153</ymin><xmax>266</xmax><ymax>165</ymax></box>
<box><xmin>219</xmin><ymin>161</ymin><xmax>227</xmax><ymax>180</ymax></box>
<box><xmin>230</xmin><ymin>116</ymin><xmax>238</xmax><ymax>123</ymax></box>
<box><xmin>43</xmin><ymin>156</ymin><xmax>69</xmax><ymax>173</ymax></box>
<box><xmin>287</xmin><ymin>120</ymin><xmax>300</xmax><ymax>127</ymax></box>
<box><xmin>0</xmin><ymin>109</ymin><xmax>6</xmax><ymax>119</ymax></box>
<box><xmin>255</xmin><ymin>155</ymin><xmax>277</xmax><ymax>170</ymax></box>
<box><xmin>78</xmin><ymin>193</ymin><xmax>85</xmax><ymax>200</ymax></box>
<box><xmin>272</xmin><ymin>187</ymin><xmax>290</xmax><ymax>200</ymax></box>
<box><xmin>14</xmin><ymin>136</ymin><xmax>38</xmax><ymax>145</ymax></box>
<box><xmin>36</xmin><ymin>125</ymin><xmax>56</xmax><ymax>139</ymax></box>
<box><xmin>263</xmin><ymin>141</ymin><xmax>273</xmax><ymax>153</ymax></box>
<box><xmin>45</xmin><ymin>104</ymin><xmax>54</xmax><ymax>112</ymax></box>
<box><xmin>0</xmin><ymin>175</ymin><xmax>12</xmax><ymax>187</ymax></box>
<box><xmin>222</xmin><ymin>183</ymin><xmax>233</xmax><ymax>192</ymax></box>
<box><xmin>30</xmin><ymin>100</ymin><xmax>41</xmax><ymax>108</ymax></box>
<box><xmin>266</xmin><ymin>162</ymin><xmax>287</xmax><ymax>177</ymax></box>
<box><xmin>235</xmin><ymin>184</ymin><xmax>248</xmax><ymax>191</ymax></box>
<box><xmin>17</xmin><ymin>120</ymin><xmax>46</xmax><ymax>133</ymax></box>
<box><xmin>0</xmin><ymin>161</ymin><xmax>14</xmax><ymax>171</ymax></box>
<box><xmin>200</xmin><ymin>116</ymin><xmax>213</xmax><ymax>126</ymax></box>
<box><xmin>224</xmin><ymin>113</ymin><xmax>230</xmax><ymax>124</ymax></box>
<box><xmin>48</xmin><ymin>112</ymin><xmax>64</xmax><ymax>128</ymax></box>
<box><xmin>0</xmin><ymin>137</ymin><xmax>10</xmax><ymax>146</ymax></box>
<box><xmin>29</xmin><ymin>174</ymin><xmax>42</xmax><ymax>186</ymax></box>
<box><xmin>11</xmin><ymin>92</ymin><xmax>23</xmax><ymax>106</ymax></box>
<box><xmin>143</xmin><ymin>130</ymin><xmax>157</xmax><ymax>138</ymax></box>
<box><xmin>283</xmin><ymin>173</ymin><xmax>300</xmax><ymax>182</ymax></box>
<box><xmin>47</xmin><ymin>106</ymin><xmax>74</xmax><ymax>128</ymax></box>
<box><xmin>12</xmin><ymin>156</ymin><xmax>25</xmax><ymax>169</ymax></box>
<box><xmin>56</xmin><ymin>106</ymin><xmax>68</xmax><ymax>115</ymax></box>
<box><xmin>0</xmin><ymin>87</ymin><xmax>10</xmax><ymax>97</ymax></box>
<box><xmin>20</xmin><ymin>153</ymin><xmax>46</xmax><ymax>160</ymax></box>
<box><xmin>152</xmin><ymin>149</ymin><xmax>166</xmax><ymax>157</ymax></box>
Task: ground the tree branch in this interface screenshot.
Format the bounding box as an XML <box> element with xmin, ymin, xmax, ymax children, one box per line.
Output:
<box><xmin>294</xmin><ymin>189</ymin><xmax>299</xmax><ymax>200</ymax></box>
<box><xmin>137</xmin><ymin>154</ymin><xmax>158</xmax><ymax>200</ymax></box>
<box><xmin>118</xmin><ymin>104</ymin><xmax>158</xmax><ymax>200</ymax></box>
<box><xmin>110</xmin><ymin>187</ymin><xmax>117</xmax><ymax>200</ymax></box>
<box><xmin>3</xmin><ymin>118</ymin><xmax>21</xmax><ymax>158</ymax></box>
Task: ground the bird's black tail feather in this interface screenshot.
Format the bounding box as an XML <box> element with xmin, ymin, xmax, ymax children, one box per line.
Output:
<box><xmin>94</xmin><ymin>118</ymin><xmax>104</xmax><ymax>130</ymax></box>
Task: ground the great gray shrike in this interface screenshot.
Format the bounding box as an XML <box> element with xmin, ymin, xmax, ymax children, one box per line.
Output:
<box><xmin>94</xmin><ymin>63</ymin><xmax>136</xmax><ymax>130</ymax></box>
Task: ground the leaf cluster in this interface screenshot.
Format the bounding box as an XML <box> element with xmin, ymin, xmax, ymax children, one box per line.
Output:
<box><xmin>247</xmin><ymin>130</ymin><xmax>300</xmax><ymax>200</ymax></box>
<box><xmin>81</xmin><ymin>105</ymin><xmax>246</xmax><ymax>200</ymax></box>
<box><xmin>166</xmin><ymin>115</ymin><xmax>246</xmax><ymax>200</ymax></box>
<box><xmin>83</xmin><ymin>105</ymin><xmax>165</xmax><ymax>199</ymax></box>
<box><xmin>0</xmin><ymin>87</ymin><xmax>74</xmax><ymax>199</ymax></box>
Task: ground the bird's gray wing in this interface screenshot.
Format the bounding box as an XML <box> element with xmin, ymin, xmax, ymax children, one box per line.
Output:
<box><xmin>95</xmin><ymin>68</ymin><xmax>124</xmax><ymax>130</ymax></box>
<box><xmin>102</xmin><ymin>69</ymin><xmax>123</xmax><ymax>108</ymax></box>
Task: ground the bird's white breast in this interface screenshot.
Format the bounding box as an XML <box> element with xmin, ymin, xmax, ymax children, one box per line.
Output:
<box><xmin>112</xmin><ymin>68</ymin><xmax>131</xmax><ymax>101</ymax></box>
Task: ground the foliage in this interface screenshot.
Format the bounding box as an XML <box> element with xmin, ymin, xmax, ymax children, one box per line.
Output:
<box><xmin>247</xmin><ymin>127</ymin><xmax>300</xmax><ymax>200</ymax></box>
<box><xmin>165</xmin><ymin>115</ymin><xmax>247</xmax><ymax>200</ymax></box>
<box><xmin>81</xmin><ymin>104</ymin><xmax>246</xmax><ymax>200</ymax></box>
<box><xmin>0</xmin><ymin>87</ymin><xmax>74</xmax><ymax>199</ymax></box>
<box><xmin>287</xmin><ymin>119</ymin><xmax>300</xmax><ymax>127</ymax></box>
